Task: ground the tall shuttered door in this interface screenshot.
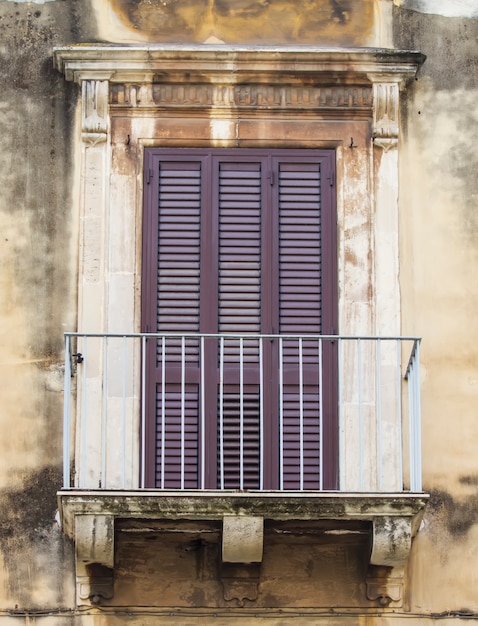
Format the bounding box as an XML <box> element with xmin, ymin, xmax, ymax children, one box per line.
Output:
<box><xmin>142</xmin><ymin>149</ymin><xmax>337</xmax><ymax>490</ymax></box>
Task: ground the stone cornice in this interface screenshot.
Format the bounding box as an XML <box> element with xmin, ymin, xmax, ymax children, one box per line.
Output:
<box><xmin>53</xmin><ymin>45</ymin><xmax>425</xmax><ymax>86</ymax></box>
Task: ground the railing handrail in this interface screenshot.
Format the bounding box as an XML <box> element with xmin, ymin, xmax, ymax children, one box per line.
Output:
<box><xmin>65</xmin><ymin>331</ymin><xmax>421</xmax><ymax>341</ymax></box>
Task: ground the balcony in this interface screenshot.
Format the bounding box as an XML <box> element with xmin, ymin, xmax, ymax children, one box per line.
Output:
<box><xmin>58</xmin><ymin>333</ymin><xmax>428</xmax><ymax>605</ymax></box>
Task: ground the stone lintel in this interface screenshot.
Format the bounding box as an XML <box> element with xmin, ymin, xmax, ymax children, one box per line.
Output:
<box><xmin>53</xmin><ymin>45</ymin><xmax>425</xmax><ymax>86</ymax></box>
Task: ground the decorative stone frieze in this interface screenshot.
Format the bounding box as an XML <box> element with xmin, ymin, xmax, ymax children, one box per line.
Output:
<box><xmin>109</xmin><ymin>83</ymin><xmax>373</xmax><ymax>112</ymax></box>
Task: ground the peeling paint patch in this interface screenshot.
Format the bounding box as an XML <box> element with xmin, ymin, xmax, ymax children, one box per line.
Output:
<box><xmin>394</xmin><ymin>0</ymin><xmax>478</xmax><ymax>19</ymax></box>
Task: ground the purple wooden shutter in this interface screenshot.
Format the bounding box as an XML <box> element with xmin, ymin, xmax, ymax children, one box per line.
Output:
<box><xmin>277</xmin><ymin>160</ymin><xmax>323</xmax><ymax>490</ymax></box>
<box><xmin>216</xmin><ymin>159</ymin><xmax>263</xmax><ymax>489</ymax></box>
<box><xmin>153</xmin><ymin>159</ymin><xmax>202</xmax><ymax>488</ymax></box>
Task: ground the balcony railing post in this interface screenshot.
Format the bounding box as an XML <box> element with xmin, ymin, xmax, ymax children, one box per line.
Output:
<box><xmin>200</xmin><ymin>335</ymin><xmax>205</xmax><ymax>489</ymax></box>
<box><xmin>396</xmin><ymin>339</ymin><xmax>403</xmax><ymax>489</ymax></box>
<box><xmin>318</xmin><ymin>337</ymin><xmax>323</xmax><ymax>491</ymax></box>
<box><xmin>101</xmin><ymin>336</ymin><xmax>107</xmax><ymax>488</ymax></box>
<box><xmin>79</xmin><ymin>335</ymin><xmax>87</xmax><ymax>488</ymax></box>
<box><xmin>63</xmin><ymin>334</ymin><xmax>72</xmax><ymax>489</ymax></box>
<box><xmin>140</xmin><ymin>334</ymin><xmax>146</xmax><ymax>488</ymax></box>
<box><xmin>259</xmin><ymin>336</ymin><xmax>264</xmax><ymax>491</ymax></box>
<box><xmin>376</xmin><ymin>339</ymin><xmax>382</xmax><ymax>491</ymax></box>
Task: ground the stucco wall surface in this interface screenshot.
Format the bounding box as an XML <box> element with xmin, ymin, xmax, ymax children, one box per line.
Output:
<box><xmin>0</xmin><ymin>0</ymin><xmax>477</xmax><ymax>624</ymax></box>
<box><xmin>0</xmin><ymin>0</ymin><xmax>94</xmax><ymax>610</ymax></box>
<box><xmin>394</xmin><ymin>4</ymin><xmax>478</xmax><ymax>614</ymax></box>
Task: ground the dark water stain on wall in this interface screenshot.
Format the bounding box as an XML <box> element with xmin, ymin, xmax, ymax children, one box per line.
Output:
<box><xmin>109</xmin><ymin>0</ymin><xmax>374</xmax><ymax>45</ymax></box>
<box><xmin>0</xmin><ymin>1</ymin><xmax>97</xmax><ymax>359</ymax></box>
<box><xmin>0</xmin><ymin>466</ymin><xmax>73</xmax><ymax>608</ymax></box>
<box><xmin>426</xmin><ymin>488</ymin><xmax>478</xmax><ymax>537</ymax></box>
<box><xmin>394</xmin><ymin>8</ymin><xmax>478</xmax><ymax>239</ymax></box>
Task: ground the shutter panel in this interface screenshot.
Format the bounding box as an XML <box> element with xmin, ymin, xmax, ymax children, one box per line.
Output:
<box><xmin>216</xmin><ymin>160</ymin><xmax>262</xmax><ymax>488</ymax></box>
<box><xmin>154</xmin><ymin>160</ymin><xmax>202</xmax><ymax>488</ymax></box>
<box><xmin>278</xmin><ymin>162</ymin><xmax>322</xmax><ymax>490</ymax></box>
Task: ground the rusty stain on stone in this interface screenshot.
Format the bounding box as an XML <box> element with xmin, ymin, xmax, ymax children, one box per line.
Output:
<box><xmin>108</xmin><ymin>0</ymin><xmax>375</xmax><ymax>45</ymax></box>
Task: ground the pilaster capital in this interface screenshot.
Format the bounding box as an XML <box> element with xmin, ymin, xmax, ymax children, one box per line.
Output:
<box><xmin>81</xmin><ymin>79</ymin><xmax>109</xmax><ymax>144</ymax></box>
<box><xmin>367</xmin><ymin>77</ymin><xmax>400</xmax><ymax>152</ymax></box>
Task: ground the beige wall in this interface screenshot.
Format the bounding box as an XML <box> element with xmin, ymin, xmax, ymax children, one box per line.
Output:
<box><xmin>0</xmin><ymin>0</ymin><xmax>477</xmax><ymax>622</ymax></box>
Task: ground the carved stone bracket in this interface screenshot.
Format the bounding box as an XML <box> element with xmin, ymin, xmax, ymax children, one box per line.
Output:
<box><xmin>366</xmin><ymin>515</ymin><xmax>414</xmax><ymax>606</ymax></box>
<box><xmin>75</xmin><ymin>514</ymin><xmax>114</xmax><ymax>605</ymax></box>
<box><xmin>221</xmin><ymin>516</ymin><xmax>263</xmax><ymax>604</ymax></box>
<box><xmin>222</xmin><ymin>515</ymin><xmax>264</xmax><ymax>563</ymax></box>
<box><xmin>368</xmin><ymin>78</ymin><xmax>400</xmax><ymax>152</ymax></box>
<box><xmin>81</xmin><ymin>79</ymin><xmax>109</xmax><ymax>145</ymax></box>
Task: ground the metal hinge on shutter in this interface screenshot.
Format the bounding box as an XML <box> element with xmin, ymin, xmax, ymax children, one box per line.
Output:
<box><xmin>327</xmin><ymin>171</ymin><xmax>335</xmax><ymax>187</ymax></box>
<box><xmin>146</xmin><ymin>168</ymin><xmax>154</xmax><ymax>185</ymax></box>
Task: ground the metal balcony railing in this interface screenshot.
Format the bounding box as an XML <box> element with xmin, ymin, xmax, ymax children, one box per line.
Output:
<box><xmin>63</xmin><ymin>333</ymin><xmax>422</xmax><ymax>493</ymax></box>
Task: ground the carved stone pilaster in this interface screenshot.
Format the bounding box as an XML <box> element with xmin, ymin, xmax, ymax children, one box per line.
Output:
<box><xmin>369</xmin><ymin>80</ymin><xmax>400</xmax><ymax>152</ymax></box>
<box><xmin>82</xmin><ymin>80</ymin><xmax>109</xmax><ymax>145</ymax></box>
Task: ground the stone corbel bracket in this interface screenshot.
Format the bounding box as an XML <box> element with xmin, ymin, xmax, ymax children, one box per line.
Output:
<box><xmin>366</xmin><ymin>515</ymin><xmax>415</xmax><ymax>606</ymax></box>
<box><xmin>75</xmin><ymin>514</ymin><xmax>114</xmax><ymax>605</ymax></box>
<box><xmin>221</xmin><ymin>515</ymin><xmax>264</xmax><ymax>605</ymax></box>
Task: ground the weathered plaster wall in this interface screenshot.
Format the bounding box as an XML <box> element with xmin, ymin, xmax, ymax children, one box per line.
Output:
<box><xmin>0</xmin><ymin>0</ymin><xmax>95</xmax><ymax>610</ymax></box>
<box><xmin>394</xmin><ymin>3</ymin><xmax>478</xmax><ymax>614</ymax></box>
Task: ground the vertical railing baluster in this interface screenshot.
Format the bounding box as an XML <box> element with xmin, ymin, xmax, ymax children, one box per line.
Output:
<box><xmin>338</xmin><ymin>337</ymin><xmax>343</xmax><ymax>491</ymax></box>
<box><xmin>299</xmin><ymin>337</ymin><xmax>304</xmax><ymax>491</ymax></box>
<box><xmin>219</xmin><ymin>336</ymin><xmax>225</xmax><ymax>490</ymax></box>
<box><xmin>101</xmin><ymin>336</ymin><xmax>107</xmax><ymax>489</ymax></box>
<box><xmin>318</xmin><ymin>337</ymin><xmax>323</xmax><ymax>491</ymax></box>
<box><xmin>140</xmin><ymin>335</ymin><xmax>146</xmax><ymax>488</ymax></box>
<box><xmin>408</xmin><ymin>352</ymin><xmax>414</xmax><ymax>491</ymax></box>
<box><xmin>239</xmin><ymin>337</ymin><xmax>244</xmax><ymax>491</ymax></box>
<box><xmin>80</xmin><ymin>336</ymin><xmax>87</xmax><ymax>488</ymax></box>
<box><xmin>181</xmin><ymin>336</ymin><xmax>185</xmax><ymax>490</ymax></box>
<box><xmin>121</xmin><ymin>336</ymin><xmax>127</xmax><ymax>488</ymax></box>
<box><xmin>63</xmin><ymin>335</ymin><xmax>72</xmax><ymax>489</ymax></box>
<box><xmin>397</xmin><ymin>339</ymin><xmax>403</xmax><ymax>490</ymax></box>
<box><xmin>200</xmin><ymin>336</ymin><xmax>205</xmax><ymax>490</ymax></box>
<box><xmin>357</xmin><ymin>338</ymin><xmax>363</xmax><ymax>491</ymax></box>
<box><xmin>414</xmin><ymin>341</ymin><xmax>422</xmax><ymax>491</ymax></box>
<box><xmin>259</xmin><ymin>336</ymin><xmax>264</xmax><ymax>491</ymax></box>
<box><xmin>161</xmin><ymin>336</ymin><xmax>166</xmax><ymax>489</ymax></box>
<box><xmin>376</xmin><ymin>338</ymin><xmax>382</xmax><ymax>491</ymax></box>
<box><xmin>279</xmin><ymin>337</ymin><xmax>284</xmax><ymax>490</ymax></box>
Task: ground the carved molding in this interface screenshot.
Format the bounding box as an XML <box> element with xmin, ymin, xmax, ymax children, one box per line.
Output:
<box><xmin>82</xmin><ymin>80</ymin><xmax>109</xmax><ymax>143</ymax></box>
<box><xmin>369</xmin><ymin>80</ymin><xmax>400</xmax><ymax>151</ymax></box>
<box><xmin>110</xmin><ymin>83</ymin><xmax>373</xmax><ymax>111</ymax></box>
<box><xmin>222</xmin><ymin>563</ymin><xmax>261</xmax><ymax>606</ymax></box>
